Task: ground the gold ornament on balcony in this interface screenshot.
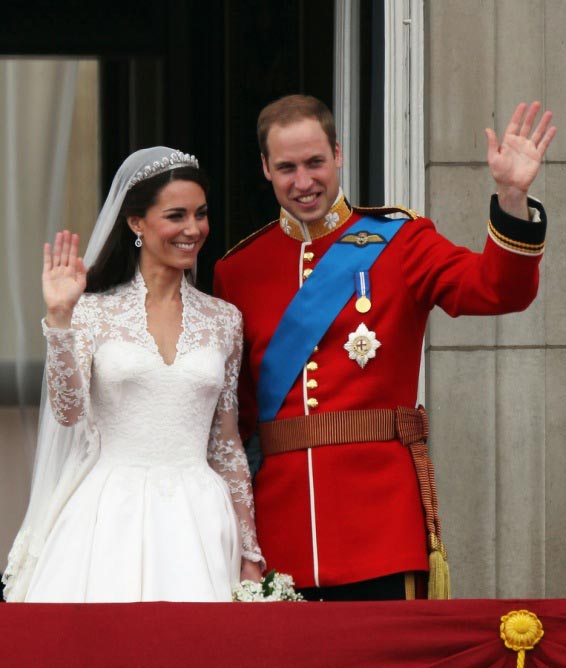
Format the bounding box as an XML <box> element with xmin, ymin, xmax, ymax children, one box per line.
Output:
<box><xmin>500</xmin><ymin>609</ymin><xmax>544</xmax><ymax>668</ymax></box>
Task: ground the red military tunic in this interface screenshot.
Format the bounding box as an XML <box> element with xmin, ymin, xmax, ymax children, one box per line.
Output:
<box><xmin>213</xmin><ymin>193</ymin><xmax>546</xmax><ymax>588</ymax></box>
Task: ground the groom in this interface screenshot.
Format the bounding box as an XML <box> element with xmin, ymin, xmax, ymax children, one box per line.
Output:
<box><xmin>214</xmin><ymin>94</ymin><xmax>555</xmax><ymax>601</ymax></box>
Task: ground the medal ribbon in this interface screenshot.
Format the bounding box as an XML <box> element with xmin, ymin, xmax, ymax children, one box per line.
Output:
<box><xmin>258</xmin><ymin>216</ymin><xmax>408</xmax><ymax>421</ymax></box>
<box><xmin>355</xmin><ymin>271</ymin><xmax>371</xmax><ymax>310</ymax></box>
<box><xmin>356</xmin><ymin>271</ymin><xmax>370</xmax><ymax>299</ymax></box>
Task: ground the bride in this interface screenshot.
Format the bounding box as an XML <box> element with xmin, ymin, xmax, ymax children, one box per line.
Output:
<box><xmin>2</xmin><ymin>147</ymin><xmax>264</xmax><ymax>602</ymax></box>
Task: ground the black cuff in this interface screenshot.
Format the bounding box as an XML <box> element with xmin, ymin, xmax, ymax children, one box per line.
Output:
<box><xmin>488</xmin><ymin>194</ymin><xmax>546</xmax><ymax>255</ymax></box>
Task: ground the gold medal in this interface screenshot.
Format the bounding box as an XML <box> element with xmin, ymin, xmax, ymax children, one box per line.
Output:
<box><xmin>355</xmin><ymin>296</ymin><xmax>371</xmax><ymax>313</ymax></box>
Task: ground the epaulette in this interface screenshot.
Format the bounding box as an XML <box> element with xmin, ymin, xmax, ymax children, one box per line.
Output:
<box><xmin>221</xmin><ymin>219</ymin><xmax>279</xmax><ymax>260</ymax></box>
<box><xmin>353</xmin><ymin>204</ymin><xmax>422</xmax><ymax>220</ymax></box>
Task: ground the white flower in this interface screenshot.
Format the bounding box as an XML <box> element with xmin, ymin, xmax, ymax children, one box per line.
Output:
<box><xmin>281</xmin><ymin>217</ymin><xmax>292</xmax><ymax>235</ymax></box>
<box><xmin>324</xmin><ymin>212</ymin><xmax>340</xmax><ymax>229</ymax></box>
<box><xmin>343</xmin><ymin>323</ymin><xmax>381</xmax><ymax>369</ymax></box>
<box><xmin>232</xmin><ymin>570</ymin><xmax>305</xmax><ymax>602</ymax></box>
<box><xmin>232</xmin><ymin>581</ymin><xmax>263</xmax><ymax>602</ymax></box>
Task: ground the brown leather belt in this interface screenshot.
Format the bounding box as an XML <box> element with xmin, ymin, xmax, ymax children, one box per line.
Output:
<box><xmin>257</xmin><ymin>405</ymin><xmax>450</xmax><ymax>599</ymax></box>
<box><xmin>258</xmin><ymin>406</ymin><xmax>428</xmax><ymax>456</ymax></box>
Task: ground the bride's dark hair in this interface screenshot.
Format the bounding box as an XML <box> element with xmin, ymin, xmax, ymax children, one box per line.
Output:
<box><xmin>86</xmin><ymin>166</ymin><xmax>208</xmax><ymax>293</ymax></box>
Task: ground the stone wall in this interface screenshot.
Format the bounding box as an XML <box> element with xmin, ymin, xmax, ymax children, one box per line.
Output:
<box><xmin>425</xmin><ymin>0</ymin><xmax>566</xmax><ymax>597</ymax></box>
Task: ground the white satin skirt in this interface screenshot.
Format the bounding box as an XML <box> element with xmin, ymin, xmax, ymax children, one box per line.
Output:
<box><xmin>25</xmin><ymin>460</ymin><xmax>241</xmax><ymax>602</ymax></box>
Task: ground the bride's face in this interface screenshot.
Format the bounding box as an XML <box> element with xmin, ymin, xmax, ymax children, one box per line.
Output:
<box><xmin>133</xmin><ymin>179</ymin><xmax>209</xmax><ymax>272</ymax></box>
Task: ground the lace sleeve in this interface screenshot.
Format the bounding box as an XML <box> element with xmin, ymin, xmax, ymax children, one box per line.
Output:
<box><xmin>42</xmin><ymin>300</ymin><xmax>94</xmax><ymax>426</ymax></box>
<box><xmin>207</xmin><ymin>308</ymin><xmax>265</xmax><ymax>568</ymax></box>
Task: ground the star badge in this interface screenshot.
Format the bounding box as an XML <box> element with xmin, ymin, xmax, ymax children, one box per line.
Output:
<box><xmin>343</xmin><ymin>323</ymin><xmax>381</xmax><ymax>369</ymax></box>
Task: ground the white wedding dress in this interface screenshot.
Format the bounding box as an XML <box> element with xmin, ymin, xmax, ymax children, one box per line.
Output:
<box><xmin>24</xmin><ymin>271</ymin><xmax>262</xmax><ymax>603</ymax></box>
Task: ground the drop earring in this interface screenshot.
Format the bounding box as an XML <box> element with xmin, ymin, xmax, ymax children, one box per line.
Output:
<box><xmin>135</xmin><ymin>232</ymin><xmax>143</xmax><ymax>248</ymax></box>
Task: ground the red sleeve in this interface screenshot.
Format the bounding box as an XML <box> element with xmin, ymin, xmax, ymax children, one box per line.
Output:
<box><xmin>401</xmin><ymin>196</ymin><xmax>545</xmax><ymax>316</ymax></box>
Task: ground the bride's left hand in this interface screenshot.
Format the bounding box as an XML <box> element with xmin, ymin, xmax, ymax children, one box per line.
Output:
<box><xmin>240</xmin><ymin>558</ymin><xmax>262</xmax><ymax>583</ymax></box>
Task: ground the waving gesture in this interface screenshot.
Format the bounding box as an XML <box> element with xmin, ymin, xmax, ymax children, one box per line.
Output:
<box><xmin>43</xmin><ymin>230</ymin><xmax>87</xmax><ymax>328</ymax></box>
<box><xmin>486</xmin><ymin>101</ymin><xmax>556</xmax><ymax>219</ymax></box>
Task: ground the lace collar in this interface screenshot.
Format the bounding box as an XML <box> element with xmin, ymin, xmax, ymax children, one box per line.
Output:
<box><xmin>131</xmin><ymin>267</ymin><xmax>192</xmax><ymax>304</ymax></box>
<box><xmin>278</xmin><ymin>189</ymin><xmax>353</xmax><ymax>242</ymax></box>
<box><xmin>130</xmin><ymin>267</ymin><xmax>194</xmax><ymax>362</ymax></box>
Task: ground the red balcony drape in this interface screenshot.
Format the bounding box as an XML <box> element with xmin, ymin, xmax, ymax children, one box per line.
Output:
<box><xmin>2</xmin><ymin>598</ymin><xmax>565</xmax><ymax>667</ymax></box>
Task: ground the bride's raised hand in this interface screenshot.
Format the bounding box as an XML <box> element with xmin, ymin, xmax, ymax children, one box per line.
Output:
<box><xmin>43</xmin><ymin>230</ymin><xmax>87</xmax><ymax>328</ymax></box>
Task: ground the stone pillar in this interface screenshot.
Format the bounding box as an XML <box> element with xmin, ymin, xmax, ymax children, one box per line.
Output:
<box><xmin>425</xmin><ymin>0</ymin><xmax>566</xmax><ymax>598</ymax></box>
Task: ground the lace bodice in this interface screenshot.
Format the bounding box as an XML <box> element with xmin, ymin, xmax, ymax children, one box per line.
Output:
<box><xmin>43</xmin><ymin>271</ymin><xmax>263</xmax><ymax>564</ymax></box>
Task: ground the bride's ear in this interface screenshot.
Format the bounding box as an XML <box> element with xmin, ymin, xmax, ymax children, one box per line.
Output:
<box><xmin>127</xmin><ymin>216</ymin><xmax>142</xmax><ymax>235</ymax></box>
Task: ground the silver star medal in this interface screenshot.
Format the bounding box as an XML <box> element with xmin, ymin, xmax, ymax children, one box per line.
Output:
<box><xmin>343</xmin><ymin>323</ymin><xmax>381</xmax><ymax>369</ymax></box>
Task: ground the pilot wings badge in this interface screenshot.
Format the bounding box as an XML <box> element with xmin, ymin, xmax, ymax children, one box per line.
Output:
<box><xmin>338</xmin><ymin>231</ymin><xmax>385</xmax><ymax>246</ymax></box>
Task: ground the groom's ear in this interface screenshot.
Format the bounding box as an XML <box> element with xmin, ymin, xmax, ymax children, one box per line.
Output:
<box><xmin>261</xmin><ymin>153</ymin><xmax>273</xmax><ymax>182</ymax></box>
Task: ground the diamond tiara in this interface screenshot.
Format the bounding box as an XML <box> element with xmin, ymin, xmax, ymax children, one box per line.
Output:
<box><xmin>127</xmin><ymin>150</ymin><xmax>199</xmax><ymax>190</ymax></box>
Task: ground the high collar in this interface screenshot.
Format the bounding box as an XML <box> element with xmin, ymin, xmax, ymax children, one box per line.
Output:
<box><xmin>132</xmin><ymin>266</ymin><xmax>192</xmax><ymax>304</ymax></box>
<box><xmin>278</xmin><ymin>190</ymin><xmax>353</xmax><ymax>242</ymax></box>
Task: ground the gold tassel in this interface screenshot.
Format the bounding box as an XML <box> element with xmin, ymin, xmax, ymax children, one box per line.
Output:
<box><xmin>428</xmin><ymin>533</ymin><xmax>451</xmax><ymax>600</ymax></box>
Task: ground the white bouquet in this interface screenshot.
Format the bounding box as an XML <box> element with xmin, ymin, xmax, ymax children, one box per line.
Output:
<box><xmin>232</xmin><ymin>569</ymin><xmax>305</xmax><ymax>602</ymax></box>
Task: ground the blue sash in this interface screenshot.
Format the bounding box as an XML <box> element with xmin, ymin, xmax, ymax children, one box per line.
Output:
<box><xmin>258</xmin><ymin>216</ymin><xmax>407</xmax><ymax>421</ymax></box>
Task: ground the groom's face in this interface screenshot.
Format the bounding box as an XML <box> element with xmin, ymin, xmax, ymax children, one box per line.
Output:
<box><xmin>261</xmin><ymin>118</ymin><xmax>342</xmax><ymax>225</ymax></box>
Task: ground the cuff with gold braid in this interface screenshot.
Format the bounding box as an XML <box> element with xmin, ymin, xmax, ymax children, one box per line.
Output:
<box><xmin>488</xmin><ymin>194</ymin><xmax>546</xmax><ymax>256</ymax></box>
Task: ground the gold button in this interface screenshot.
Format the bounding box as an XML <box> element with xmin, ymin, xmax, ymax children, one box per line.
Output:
<box><xmin>303</xmin><ymin>251</ymin><xmax>315</xmax><ymax>262</ymax></box>
<box><xmin>307</xmin><ymin>398</ymin><xmax>319</xmax><ymax>409</ymax></box>
<box><xmin>306</xmin><ymin>379</ymin><xmax>318</xmax><ymax>389</ymax></box>
<box><xmin>306</xmin><ymin>361</ymin><xmax>318</xmax><ymax>371</ymax></box>
<box><xmin>303</xmin><ymin>268</ymin><xmax>313</xmax><ymax>279</ymax></box>
<box><xmin>313</xmin><ymin>345</ymin><xmax>319</xmax><ymax>353</ymax></box>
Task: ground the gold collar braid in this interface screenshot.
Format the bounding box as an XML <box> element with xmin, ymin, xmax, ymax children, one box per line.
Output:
<box><xmin>279</xmin><ymin>193</ymin><xmax>353</xmax><ymax>241</ymax></box>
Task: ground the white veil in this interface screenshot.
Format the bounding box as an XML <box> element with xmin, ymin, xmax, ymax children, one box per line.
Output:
<box><xmin>2</xmin><ymin>147</ymin><xmax>199</xmax><ymax>601</ymax></box>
